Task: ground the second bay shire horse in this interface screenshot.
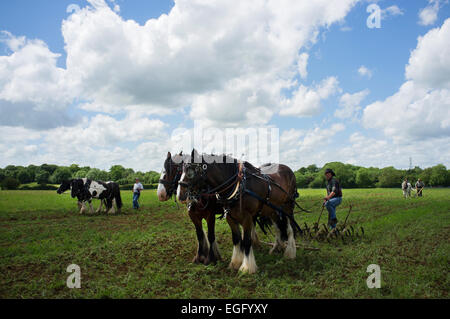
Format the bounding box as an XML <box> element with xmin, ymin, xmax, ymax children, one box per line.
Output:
<box><xmin>178</xmin><ymin>150</ymin><xmax>301</xmax><ymax>274</ymax></box>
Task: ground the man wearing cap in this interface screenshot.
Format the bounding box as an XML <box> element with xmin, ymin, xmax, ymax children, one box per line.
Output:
<box><xmin>415</xmin><ymin>178</ymin><xmax>425</xmax><ymax>197</ymax></box>
<box><xmin>133</xmin><ymin>178</ymin><xmax>144</xmax><ymax>210</ymax></box>
<box><xmin>324</xmin><ymin>168</ymin><xmax>343</xmax><ymax>229</ymax></box>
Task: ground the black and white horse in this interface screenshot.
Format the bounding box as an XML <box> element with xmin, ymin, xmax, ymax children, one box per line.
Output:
<box><xmin>57</xmin><ymin>178</ymin><xmax>122</xmax><ymax>215</ymax></box>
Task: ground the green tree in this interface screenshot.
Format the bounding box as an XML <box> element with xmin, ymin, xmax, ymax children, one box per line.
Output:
<box><xmin>355</xmin><ymin>168</ymin><xmax>373</xmax><ymax>188</ymax></box>
<box><xmin>1</xmin><ymin>177</ymin><xmax>20</xmax><ymax>190</ymax></box>
<box><xmin>429</xmin><ymin>164</ymin><xmax>449</xmax><ymax>186</ymax></box>
<box><xmin>295</xmin><ymin>171</ymin><xmax>315</xmax><ymax>188</ymax></box>
<box><xmin>26</xmin><ymin>165</ymin><xmax>38</xmax><ymax>182</ymax></box>
<box><xmin>419</xmin><ymin>168</ymin><xmax>432</xmax><ymax>185</ymax></box>
<box><xmin>309</xmin><ymin>175</ymin><xmax>325</xmax><ymax>188</ymax></box>
<box><xmin>73</xmin><ymin>169</ymin><xmax>89</xmax><ymax>179</ymax></box>
<box><xmin>377</xmin><ymin>167</ymin><xmax>403</xmax><ymax>188</ymax></box>
<box><xmin>306</xmin><ymin>164</ymin><xmax>319</xmax><ymax>173</ymax></box>
<box><xmin>35</xmin><ymin>170</ymin><xmax>50</xmax><ymax>185</ymax></box>
<box><xmin>4</xmin><ymin>165</ymin><xmax>19</xmax><ymax>178</ymax></box>
<box><xmin>110</xmin><ymin>165</ymin><xmax>126</xmax><ymax>181</ymax></box>
<box><xmin>86</xmin><ymin>168</ymin><xmax>109</xmax><ymax>181</ymax></box>
<box><xmin>40</xmin><ymin>164</ymin><xmax>58</xmax><ymax>175</ymax></box>
<box><xmin>50</xmin><ymin>167</ymin><xmax>73</xmax><ymax>184</ymax></box>
<box><xmin>69</xmin><ymin>164</ymin><xmax>81</xmax><ymax>175</ymax></box>
<box><xmin>17</xmin><ymin>169</ymin><xmax>33</xmax><ymax>184</ymax></box>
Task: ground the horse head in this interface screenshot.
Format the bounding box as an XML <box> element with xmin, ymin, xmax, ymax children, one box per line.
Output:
<box><xmin>177</xmin><ymin>149</ymin><xmax>238</xmax><ymax>203</ymax></box>
<box><xmin>157</xmin><ymin>151</ymin><xmax>184</xmax><ymax>201</ymax></box>
<box><xmin>57</xmin><ymin>180</ymin><xmax>72</xmax><ymax>195</ymax></box>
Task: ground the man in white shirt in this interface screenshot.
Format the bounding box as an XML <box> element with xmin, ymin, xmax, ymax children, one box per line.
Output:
<box><xmin>133</xmin><ymin>178</ymin><xmax>144</xmax><ymax>209</ymax></box>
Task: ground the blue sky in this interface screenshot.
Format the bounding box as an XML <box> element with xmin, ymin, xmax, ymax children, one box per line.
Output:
<box><xmin>0</xmin><ymin>0</ymin><xmax>449</xmax><ymax>171</ymax></box>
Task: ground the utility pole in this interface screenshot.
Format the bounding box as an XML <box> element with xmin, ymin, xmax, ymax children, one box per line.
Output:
<box><xmin>409</xmin><ymin>157</ymin><xmax>412</xmax><ymax>170</ymax></box>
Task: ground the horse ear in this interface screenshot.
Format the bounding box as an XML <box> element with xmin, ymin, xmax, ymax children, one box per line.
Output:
<box><xmin>167</xmin><ymin>152</ymin><xmax>172</xmax><ymax>159</ymax></box>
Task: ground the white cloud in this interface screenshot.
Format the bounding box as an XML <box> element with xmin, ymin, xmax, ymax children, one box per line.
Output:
<box><xmin>0</xmin><ymin>32</ymin><xmax>75</xmax><ymax>129</ymax></box>
<box><xmin>1</xmin><ymin>0</ymin><xmax>363</xmax><ymax>170</ymax></box>
<box><xmin>363</xmin><ymin>18</ymin><xmax>450</xmax><ymax>143</ymax></box>
<box><xmin>60</xmin><ymin>0</ymin><xmax>357</xmax><ymax>126</ymax></box>
<box><xmin>297</xmin><ymin>53</ymin><xmax>309</xmax><ymax>80</ymax></box>
<box><xmin>337</xmin><ymin>133</ymin><xmax>450</xmax><ymax>168</ymax></box>
<box><xmin>418</xmin><ymin>0</ymin><xmax>440</xmax><ymax>26</ymax></box>
<box><xmin>280</xmin><ymin>123</ymin><xmax>345</xmax><ymax>168</ymax></box>
<box><xmin>279</xmin><ymin>76</ymin><xmax>340</xmax><ymax>117</ymax></box>
<box><xmin>335</xmin><ymin>89</ymin><xmax>370</xmax><ymax>119</ymax></box>
<box><xmin>358</xmin><ymin>65</ymin><xmax>373</xmax><ymax>79</ymax></box>
<box><xmin>381</xmin><ymin>5</ymin><xmax>404</xmax><ymax>19</ymax></box>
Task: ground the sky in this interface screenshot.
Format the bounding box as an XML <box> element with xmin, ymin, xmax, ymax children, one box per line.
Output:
<box><xmin>0</xmin><ymin>0</ymin><xmax>449</xmax><ymax>172</ymax></box>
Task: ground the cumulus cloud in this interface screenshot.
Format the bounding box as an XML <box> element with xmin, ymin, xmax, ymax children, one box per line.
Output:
<box><xmin>381</xmin><ymin>5</ymin><xmax>404</xmax><ymax>19</ymax></box>
<box><xmin>337</xmin><ymin>132</ymin><xmax>450</xmax><ymax>168</ymax></box>
<box><xmin>60</xmin><ymin>0</ymin><xmax>357</xmax><ymax>126</ymax></box>
<box><xmin>1</xmin><ymin>0</ymin><xmax>362</xmax><ymax>170</ymax></box>
<box><xmin>335</xmin><ymin>89</ymin><xmax>370</xmax><ymax>120</ymax></box>
<box><xmin>280</xmin><ymin>123</ymin><xmax>345</xmax><ymax>168</ymax></box>
<box><xmin>279</xmin><ymin>77</ymin><xmax>340</xmax><ymax>117</ymax></box>
<box><xmin>418</xmin><ymin>0</ymin><xmax>441</xmax><ymax>26</ymax></box>
<box><xmin>358</xmin><ymin>65</ymin><xmax>373</xmax><ymax>79</ymax></box>
<box><xmin>363</xmin><ymin>18</ymin><xmax>450</xmax><ymax>143</ymax></box>
<box><xmin>0</xmin><ymin>112</ymin><xmax>169</xmax><ymax>170</ymax></box>
<box><xmin>0</xmin><ymin>32</ymin><xmax>75</xmax><ymax>129</ymax></box>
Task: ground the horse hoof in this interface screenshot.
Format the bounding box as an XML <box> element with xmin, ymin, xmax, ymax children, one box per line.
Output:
<box><xmin>239</xmin><ymin>263</ymin><xmax>257</xmax><ymax>274</ymax></box>
<box><xmin>229</xmin><ymin>261</ymin><xmax>241</xmax><ymax>270</ymax></box>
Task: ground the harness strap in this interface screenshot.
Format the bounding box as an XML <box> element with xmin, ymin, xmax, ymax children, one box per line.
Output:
<box><xmin>243</xmin><ymin>188</ymin><xmax>303</xmax><ymax>235</ymax></box>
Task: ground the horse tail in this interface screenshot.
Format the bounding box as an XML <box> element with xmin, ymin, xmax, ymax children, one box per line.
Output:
<box><xmin>114</xmin><ymin>183</ymin><xmax>123</xmax><ymax>209</ymax></box>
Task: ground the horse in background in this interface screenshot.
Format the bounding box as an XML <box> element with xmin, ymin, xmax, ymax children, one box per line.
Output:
<box><xmin>57</xmin><ymin>179</ymin><xmax>122</xmax><ymax>215</ymax></box>
<box><xmin>178</xmin><ymin>150</ymin><xmax>300</xmax><ymax>274</ymax></box>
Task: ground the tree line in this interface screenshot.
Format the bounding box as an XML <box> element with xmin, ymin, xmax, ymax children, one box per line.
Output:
<box><xmin>0</xmin><ymin>162</ymin><xmax>449</xmax><ymax>190</ymax></box>
<box><xmin>294</xmin><ymin>162</ymin><xmax>450</xmax><ymax>189</ymax></box>
<box><xmin>0</xmin><ymin>164</ymin><xmax>160</xmax><ymax>190</ymax></box>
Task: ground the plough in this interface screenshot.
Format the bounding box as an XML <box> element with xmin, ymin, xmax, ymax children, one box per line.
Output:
<box><xmin>299</xmin><ymin>203</ymin><xmax>365</xmax><ymax>243</ymax></box>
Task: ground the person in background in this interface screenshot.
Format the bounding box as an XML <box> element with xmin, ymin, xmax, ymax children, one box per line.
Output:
<box><xmin>407</xmin><ymin>181</ymin><xmax>412</xmax><ymax>198</ymax></box>
<box><xmin>402</xmin><ymin>178</ymin><xmax>409</xmax><ymax>198</ymax></box>
<box><xmin>415</xmin><ymin>178</ymin><xmax>425</xmax><ymax>197</ymax></box>
<box><xmin>133</xmin><ymin>178</ymin><xmax>144</xmax><ymax>210</ymax></box>
<box><xmin>323</xmin><ymin>168</ymin><xmax>343</xmax><ymax>230</ymax></box>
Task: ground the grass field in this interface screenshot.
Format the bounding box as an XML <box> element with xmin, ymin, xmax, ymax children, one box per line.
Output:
<box><xmin>0</xmin><ymin>188</ymin><xmax>448</xmax><ymax>299</ymax></box>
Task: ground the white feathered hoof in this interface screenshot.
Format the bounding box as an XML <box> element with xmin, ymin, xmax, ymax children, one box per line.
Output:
<box><xmin>284</xmin><ymin>241</ymin><xmax>296</xmax><ymax>259</ymax></box>
<box><xmin>239</xmin><ymin>248</ymin><xmax>258</xmax><ymax>274</ymax></box>
<box><xmin>284</xmin><ymin>224</ymin><xmax>297</xmax><ymax>259</ymax></box>
<box><xmin>229</xmin><ymin>245</ymin><xmax>244</xmax><ymax>270</ymax></box>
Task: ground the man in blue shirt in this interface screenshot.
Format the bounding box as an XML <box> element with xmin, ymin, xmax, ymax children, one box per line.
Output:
<box><xmin>323</xmin><ymin>168</ymin><xmax>343</xmax><ymax>229</ymax></box>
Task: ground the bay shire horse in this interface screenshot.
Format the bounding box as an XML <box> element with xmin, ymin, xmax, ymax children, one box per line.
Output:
<box><xmin>178</xmin><ymin>150</ymin><xmax>301</xmax><ymax>274</ymax></box>
<box><xmin>157</xmin><ymin>152</ymin><xmax>223</xmax><ymax>265</ymax></box>
<box><xmin>57</xmin><ymin>179</ymin><xmax>122</xmax><ymax>215</ymax></box>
